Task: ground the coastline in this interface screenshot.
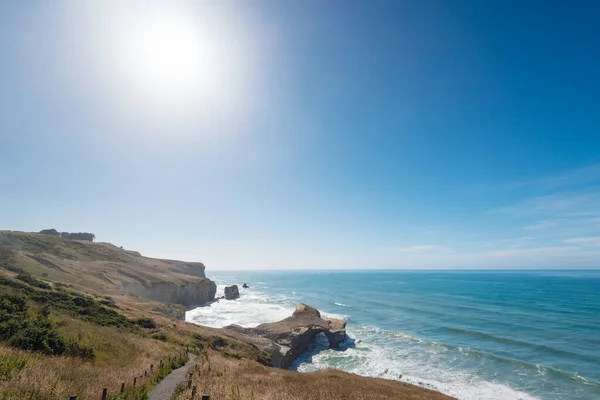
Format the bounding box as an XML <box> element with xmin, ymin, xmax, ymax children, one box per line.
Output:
<box><xmin>186</xmin><ymin>271</ymin><xmax>600</xmax><ymax>400</ymax></box>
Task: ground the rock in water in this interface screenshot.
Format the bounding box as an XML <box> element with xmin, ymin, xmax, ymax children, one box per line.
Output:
<box><xmin>224</xmin><ymin>285</ymin><xmax>240</xmax><ymax>300</ymax></box>
<box><xmin>222</xmin><ymin>303</ymin><xmax>347</xmax><ymax>369</ymax></box>
<box><xmin>242</xmin><ymin>283</ymin><xmax>249</xmax><ymax>288</ymax></box>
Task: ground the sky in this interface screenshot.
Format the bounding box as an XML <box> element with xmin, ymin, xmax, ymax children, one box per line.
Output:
<box><xmin>1</xmin><ymin>0</ymin><xmax>600</xmax><ymax>270</ymax></box>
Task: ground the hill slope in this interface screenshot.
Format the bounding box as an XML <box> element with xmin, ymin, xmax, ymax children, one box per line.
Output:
<box><xmin>0</xmin><ymin>231</ymin><xmax>216</xmax><ymax>309</ymax></box>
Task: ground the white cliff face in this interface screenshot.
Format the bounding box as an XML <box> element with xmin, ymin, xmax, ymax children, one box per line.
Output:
<box><xmin>123</xmin><ymin>278</ymin><xmax>216</xmax><ymax>306</ymax></box>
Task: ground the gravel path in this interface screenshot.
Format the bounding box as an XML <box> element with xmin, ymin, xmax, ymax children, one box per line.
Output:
<box><xmin>149</xmin><ymin>354</ymin><xmax>197</xmax><ymax>400</ymax></box>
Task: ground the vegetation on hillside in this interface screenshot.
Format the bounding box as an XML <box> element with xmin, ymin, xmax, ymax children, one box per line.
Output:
<box><xmin>39</xmin><ymin>229</ymin><xmax>96</xmax><ymax>242</ymax></box>
<box><xmin>0</xmin><ymin>292</ymin><xmax>94</xmax><ymax>358</ymax></box>
<box><xmin>173</xmin><ymin>350</ymin><xmax>453</xmax><ymax>400</ymax></box>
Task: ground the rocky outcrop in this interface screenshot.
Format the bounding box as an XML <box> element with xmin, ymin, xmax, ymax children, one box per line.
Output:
<box><xmin>123</xmin><ymin>278</ymin><xmax>216</xmax><ymax>307</ymax></box>
<box><xmin>224</xmin><ymin>285</ymin><xmax>240</xmax><ymax>300</ymax></box>
<box><xmin>242</xmin><ymin>283</ymin><xmax>249</xmax><ymax>288</ymax></box>
<box><xmin>222</xmin><ymin>304</ymin><xmax>347</xmax><ymax>369</ymax></box>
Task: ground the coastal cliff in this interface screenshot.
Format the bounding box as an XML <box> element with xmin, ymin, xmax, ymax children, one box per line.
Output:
<box><xmin>123</xmin><ymin>279</ymin><xmax>216</xmax><ymax>306</ymax></box>
<box><xmin>0</xmin><ymin>231</ymin><xmax>218</xmax><ymax>308</ymax></box>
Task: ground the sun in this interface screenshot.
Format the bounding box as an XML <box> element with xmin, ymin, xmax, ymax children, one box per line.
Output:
<box><xmin>102</xmin><ymin>2</ymin><xmax>251</xmax><ymax>132</ymax></box>
<box><xmin>62</xmin><ymin>1</ymin><xmax>259</xmax><ymax>137</ymax></box>
<box><xmin>117</xmin><ymin>9</ymin><xmax>213</xmax><ymax>102</ymax></box>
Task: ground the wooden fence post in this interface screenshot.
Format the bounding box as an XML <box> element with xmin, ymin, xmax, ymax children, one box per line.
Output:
<box><xmin>101</xmin><ymin>388</ymin><xmax>108</xmax><ymax>400</ymax></box>
<box><xmin>187</xmin><ymin>378</ymin><xmax>192</xmax><ymax>389</ymax></box>
<box><xmin>144</xmin><ymin>370</ymin><xmax>148</xmax><ymax>377</ymax></box>
<box><xmin>133</xmin><ymin>377</ymin><xmax>137</xmax><ymax>387</ymax></box>
<box><xmin>191</xmin><ymin>386</ymin><xmax>197</xmax><ymax>398</ymax></box>
<box><xmin>120</xmin><ymin>382</ymin><xmax>125</xmax><ymax>393</ymax></box>
<box><xmin>150</xmin><ymin>364</ymin><xmax>154</xmax><ymax>373</ymax></box>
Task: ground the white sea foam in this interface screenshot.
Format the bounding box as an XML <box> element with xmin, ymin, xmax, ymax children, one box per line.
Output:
<box><xmin>186</xmin><ymin>284</ymin><xmax>540</xmax><ymax>400</ymax></box>
<box><xmin>334</xmin><ymin>302</ymin><xmax>347</xmax><ymax>307</ymax></box>
<box><xmin>186</xmin><ymin>285</ymin><xmax>294</xmax><ymax>328</ymax></box>
<box><xmin>296</xmin><ymin>332</ymin><xmax>540</xmax><ymax>400</ymax></box>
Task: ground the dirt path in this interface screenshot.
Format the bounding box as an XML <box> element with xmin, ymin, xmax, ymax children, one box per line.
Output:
<box><xmin>149</xmin><ymin>354</ymin><xmax>197</xmax><ymax>400</ymax></box>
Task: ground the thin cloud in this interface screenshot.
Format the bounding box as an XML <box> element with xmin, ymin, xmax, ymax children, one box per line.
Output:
<box><xmin>490</xmin><ymin>163</ymin><xmax>600</xmax><ymax>192</ymax></box>
<box><xmin>563</xmin><ymin>237</ymin><xmax>600</xmax><ymax>246</ymax></box>
<box><xmin>395</xmin><ymin>245</ymin><xmax>448</xmax><ymax>253</ymax></box>
<box><xmin>489</xmin><ymin>190</ymin><xmax>600</xmax><ymax>217</ymax></box>
<box><xmin>522</xmin><ymin>220</ymin><xmax>559</xmax><ymax>231</ymax></box>
<box><xmin>417</xmin><ymin>245</ymin><xmax>591</xmax><ymax>262</ymax></box>
<box><xmin>500</xmin><ymin>236</ymin><xmax>534</xmax><ymax>242</ymax></box>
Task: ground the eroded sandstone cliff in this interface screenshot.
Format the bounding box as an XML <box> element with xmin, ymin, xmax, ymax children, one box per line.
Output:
<box><xmin>123</xmin><ymin>278</ymin><xmax>216</xmax><ymax>307</ymax></box>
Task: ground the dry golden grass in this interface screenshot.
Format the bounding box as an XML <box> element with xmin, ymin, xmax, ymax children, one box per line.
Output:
<box><xmin>0</xmin><ymin>314</ymin><xmax>187</xmax><ymax>400</ymax></box>
<box><xmin>0</xmin><ymin>310</ymin><xmax>274</xmax><ymax>400</ymax></box>
<box><xmin>174</xmin><ymin>350</ymin><xmax>455</xmax><ymax>400</ymax></box>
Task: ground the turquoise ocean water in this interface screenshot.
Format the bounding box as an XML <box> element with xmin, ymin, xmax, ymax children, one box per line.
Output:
<box><xmin>187</xmin><ymin>270</ymin><xmax>600</xmax><ymax>400</ymax></box>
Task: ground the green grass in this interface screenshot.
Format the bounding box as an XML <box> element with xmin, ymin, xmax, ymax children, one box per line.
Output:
<box><xmin>0</xmin><ymin>274</ymin><xmax>146</xmax><ymax>358</ymax></box>
<box><xmin>0</xmin><ymin>292</ymin><xmax>95</xmax><ymax>358</ymax></box>
<box><xmin>0</xmin><ymin>353</ymin><xmax>28</xmax><ymax>379</ymax></box>
<box><xmin>15</xmin><ymin>272</ymin><xmax>51</xmax><ymax>289</ymax></box>
<box><xmin>0</xmin><ymin>274</ymin><xmax>132</xmax><ymax>327</ymax></box>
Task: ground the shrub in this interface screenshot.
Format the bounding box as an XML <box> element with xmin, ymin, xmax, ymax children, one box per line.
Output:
<box><xmin>8</xmin><ymin>323</ymin><xmax>67</xmax><ymax>355</ymax></box>
<box><xmin>1</xmin><ymin>264</ymin><xmax>24</xmax><ymax>274</ymax></box>
<box><xmin>151</xmin><ymin>333</ymin><xmax>168</xmax><ymax>342</ymax></box>
<box><xmin>65</xmin><ymin>340</ymin><xmax>95</xmax><ymax>359</ymax></box>
<box><xmin>135</xmin><ymin>318</ymin><xmax>157</xmax><ymax>329</ymax></box>
<box><xmin>0</xmin><ymin>246</ymin><xmax>15</xmax><ymax>262</ymax></box>
<box><xmin>15</xmin><ymin>272</ymin><xmax>51</xmax><ymax>290</ymax></box>
<box><xmin>0</xmin><ymin>293</ymin><xmax>95</xmax><ymax>359</ymax></box>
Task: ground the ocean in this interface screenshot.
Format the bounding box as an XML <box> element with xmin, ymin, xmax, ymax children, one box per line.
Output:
<box><xmin>186</xmin><ymin>270</ymin><xmax>600</xmax><ymax>400</ymax></box>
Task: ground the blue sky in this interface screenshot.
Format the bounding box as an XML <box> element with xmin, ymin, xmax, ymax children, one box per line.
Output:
<box><xmin>1</xmin><ymin>0</ymin><xmax>600</xmax><ymax>269</ymax></box>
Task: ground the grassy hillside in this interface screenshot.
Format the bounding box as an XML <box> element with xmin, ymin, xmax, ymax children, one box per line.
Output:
<box><xmin>0</xmin><ymin>231</ymin><xmax>454</xmax><ymax>400</ymax></box>
<box><xmin>0</xmin><ymin>230</ymin><xmax>208</xmax><ymax>291</ymax></box>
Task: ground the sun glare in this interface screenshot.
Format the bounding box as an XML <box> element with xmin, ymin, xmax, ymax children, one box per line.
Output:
<box><xmin>94</xmin><ymin>2</ymin><xmax>254</xmax><ymax>133</ymax></box>
<box><xmin>57</xmin><ymin>1</ymin><xmax>260</xmax><ymax>138</ymax></box>
<box><xmin>118</xmin><ymin>9</ymin><xmax>215</xmax><ymax>102</ymax></box>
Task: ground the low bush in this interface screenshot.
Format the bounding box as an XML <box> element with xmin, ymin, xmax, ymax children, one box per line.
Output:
<box><xmin>1</xmin><ymin>264</ymin><xmax>24</xmax><ymax>274</ymax></box>
<box><xmin>15</xmin><ymin>272</ymin><xmax>51</xmax><ymax>290</ymax></box>
<box><xmin>0</xmin><ymin>294</ymin><xmax>95</xmax><ymax>359</ymax></box>
<box><xmin>151</xmin><ymin>333</ymin><xmax>168</xmax><ymax>342</ymax></box>
<box><xmin>135</xmin><ymin>317</ymin><xmax>157</xmax><ymax>329</ymax></box>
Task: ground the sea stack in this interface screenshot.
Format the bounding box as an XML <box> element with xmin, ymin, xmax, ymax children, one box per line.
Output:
<box><xmin>224</xmin><ymin>285</ymin><xmax>240</xmax><ymax>300</ymax></box>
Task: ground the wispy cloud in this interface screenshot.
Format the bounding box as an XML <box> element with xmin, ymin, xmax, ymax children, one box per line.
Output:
<box><xmin>488</xmin><ymin>190</ymin><xmax>600</xmax><ymax>217</ymax></box>
<box><xmin>499</xmin><ymin>236</ymin><xmax>534</xmax><ymax>242</ymax></box>
<box><xmin>491</xmin><ymin>163</ymin><xmax>600</xmax><ymax>192</ymax></box>
<box><xmin>522</xmin><ymin>220</ymin><xmax>559</xmax><ymax>231</ymax></box>
<box><xmin>395</xmin><ymin>245</ymin><xmax>448</xmax><ymax>253</ymax></box>
<box><xmin>564</xmin><ymin>237</ymin><xmax>600</xmax><ymax>246</ymax></box>
<box><xmin>408</xmin><ymin>245</ymin><xmax>600</xmax><ymax>267</ymax></box>
<box><xmin>487</xmin><ymin>185</ymin><xmax>600</xmax><ymax>241</ymax></box>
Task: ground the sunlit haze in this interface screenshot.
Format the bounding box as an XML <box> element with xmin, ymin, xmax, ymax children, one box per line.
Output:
<box><xmin>2</xmin><ymin>1</ymin><xmax>600</xmax><ymax>270</ymax></box>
